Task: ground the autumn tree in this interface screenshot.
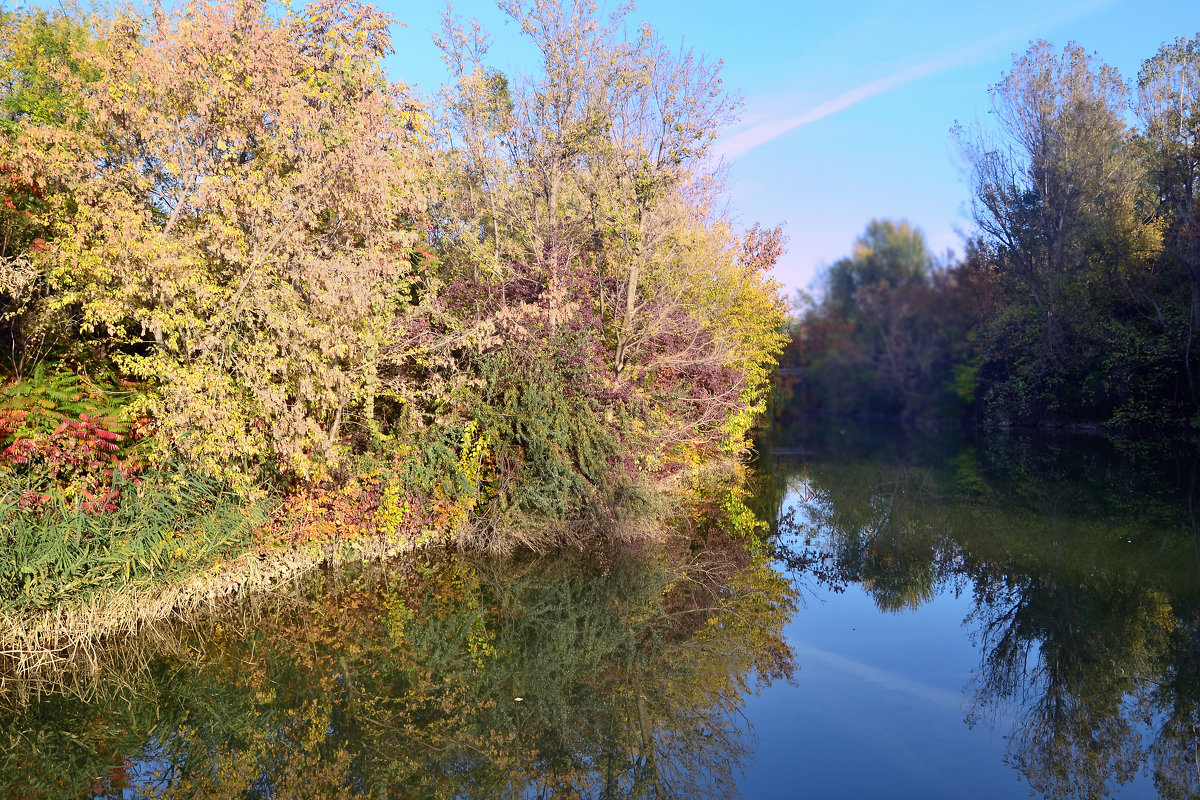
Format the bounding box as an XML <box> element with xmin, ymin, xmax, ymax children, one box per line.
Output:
<box><xmin>10</xmin><ymin>0</ymin><xmax>427</xmax><ymax>482</ymax></box>
<box><xmin>1138</xmin><ymin>36</ymin><xmax>1200</xmax><ymax>394</ymax></box>
<box><xmin>954</xmin><ymin>41</ymin><xmax>1161</xmax><ymax>422</ymax></box>
<box><xmin>428</xmin><ymin>0</ymin><xmax>785</xmax><ymax>472</ymax></box>
<box><xmin>825</xmin><ymin>219</ymin><xmax>932</xmax><ymax>314</ymax></box>
<box><xmin>0</xmin><ymin>0</ymin><xmax>790</xmax><ymax>544</ymax></box>
<box><xmin>0</xmin><ymin>7</ymin><xmax>100</xmax><ymax>376</ymax></box>
<box><xmin>788</xmin><ymin>219</ymin><xmax>993</xmax><ymax>418</ymax></box>
<box><xmin>958</xmin><ymin>42</ymin><xmax>1141</xmax><ymax>329</ymax></box>
<box><xmin>782</xmin><ymin>39</ymin><xmax>1200</xmax><ymax>428</ymax></box>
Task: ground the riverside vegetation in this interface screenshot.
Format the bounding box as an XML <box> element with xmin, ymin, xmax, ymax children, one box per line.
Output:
<box><xmin>0</xmin><ymin>0</ymin><xmax>788</xmax><ymax>672</ymax></box>
<box><xmin>783</xmin><ymin>38</ymin><xmax>1200</xmax><ymax>430</ymax></box>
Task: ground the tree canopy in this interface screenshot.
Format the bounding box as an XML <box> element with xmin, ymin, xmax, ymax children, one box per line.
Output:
<box><xmin>786</xmin><ymin>37</ymin><xmax>1200</xmax><ymax>429</ymax></box>
<box><xmin>0</xmin><ymin>0</ymin><xmax>789</xmax><ymax>551</ymax></box>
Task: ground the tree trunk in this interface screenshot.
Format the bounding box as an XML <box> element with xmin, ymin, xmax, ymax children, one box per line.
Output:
<box><xmin>1187</xmin><ymin>271</ymin><xmax>1200</xmax><ymax>397</ymax></box>
<box><xmin>614</xmin><ymin>260</ymin><xmax>640</xmax><ymax>379</ymax></box>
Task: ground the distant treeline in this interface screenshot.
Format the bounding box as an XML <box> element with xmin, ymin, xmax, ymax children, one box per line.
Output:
<box><xmin>784</xmin><ymin>38</ymin><xmax>1200</xmax><ymax>428</ymax></box>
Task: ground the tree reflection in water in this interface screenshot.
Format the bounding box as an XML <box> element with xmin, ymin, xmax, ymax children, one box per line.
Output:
<box><xmin>0</xmin><ymin>530</ymin><xmax>797</xmax><ymax>799</ymax></box>
<box><xmin>762</xmin><ymin>422</ymin><xmax>1200</xmax><ymax>800</ymax></box>
<box><xmin>10</xmin><ymin>424</ymin><xmax>1200</xmax><ymax>800</ymax></box>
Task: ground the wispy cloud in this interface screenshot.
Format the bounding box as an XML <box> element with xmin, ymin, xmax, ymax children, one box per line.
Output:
<box><xmin>714</xmin><ymin>0</ymin><xmax>1116</xmax><ymax>161</ymax></box>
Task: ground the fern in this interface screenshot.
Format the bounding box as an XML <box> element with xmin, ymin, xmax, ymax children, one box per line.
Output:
<box><xmin>0</xmin><ymin>365</ymin><xmax>134</xmax><ymax>442</ymax></box>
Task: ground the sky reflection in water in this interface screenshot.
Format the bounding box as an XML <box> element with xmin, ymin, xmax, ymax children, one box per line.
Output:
<box><xmin>743</xmin><ymin>422</ymin><xmax>1200</xmax><ymax>799</ymax></box>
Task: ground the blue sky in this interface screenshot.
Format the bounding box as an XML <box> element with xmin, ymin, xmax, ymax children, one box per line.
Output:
<box><xmin>380</xmin><ymin>0</ymin><xmax>1197</xmax><ymax>295</ymax></box>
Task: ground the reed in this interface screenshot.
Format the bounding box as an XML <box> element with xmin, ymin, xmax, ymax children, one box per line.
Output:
<box><xmin>0</xmin><ymin>502</ymin><xmax>423</xmax><ymax>690</ymax></box>
<box><xmin>0</xmin><ymin>471</ymin><xmax>268</xmax><ymax>612</ymax></box>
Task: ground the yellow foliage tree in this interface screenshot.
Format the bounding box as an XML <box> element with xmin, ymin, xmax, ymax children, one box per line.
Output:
<box><xmin>11</xmin><ymin>0</ymin><xmax>428</xmax><ymax>482</ymax></box>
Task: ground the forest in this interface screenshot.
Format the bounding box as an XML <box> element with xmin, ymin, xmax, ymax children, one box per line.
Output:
<box><xmin>783</xmin><ymin>37</ymin><xmax>1200</xmax><ymax>430</ymax></box>
<box><xmin>0</xmin><ymin>0</ymin><xmax>787</xmax><ymax>650</ymax></box>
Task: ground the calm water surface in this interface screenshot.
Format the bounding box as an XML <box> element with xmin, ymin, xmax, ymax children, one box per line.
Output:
<box><xmin>746</xmin><ymin>422</ymin><xmax>1200</xmax><ymax>799</ymax></box>
<box><xmin>3</xmin><ymin>423</ymin><xmax>1199</xmax><ymax>798</ymax></box>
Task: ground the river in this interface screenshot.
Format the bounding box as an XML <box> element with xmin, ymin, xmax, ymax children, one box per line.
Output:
<box><xmin>3</xmin><ymin>421</ymin><xmax>1199</xmax><ymax>798</ymax></box>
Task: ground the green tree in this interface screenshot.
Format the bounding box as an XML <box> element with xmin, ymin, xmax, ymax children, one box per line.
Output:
<box><xmin>825</xmin><ymin>218</ymin><xmax>932</xmax><ymax>314</ymax></box>
<box><xmin>956</xmin><ymin>41</ymin><xmax>1157</xmax><ymax>422</ymax></box>
<box><xmin>1138</xmin><ymin>36</ymin><xmax>1200</xmax><ymax>395</ymax></box>
<box><xmin>957</xmin><ymin>41</ymin><xmax>1136</xmax><ymax>323</ymax></box>
<box><xmin>794</xmin><ymin>219</ymin><xmax>985</xmax><ymax>418</ymax></box>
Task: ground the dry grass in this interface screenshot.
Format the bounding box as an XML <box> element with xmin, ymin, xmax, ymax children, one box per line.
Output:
<box><xmin>0</xmin><ymin>530</ymin><xmax>421</xmax><ymax>697</ymax></box>
<box><xmin>0</xmin><ymin>458</ymin><xmax>718</xmax><ymax>697</ymax></box>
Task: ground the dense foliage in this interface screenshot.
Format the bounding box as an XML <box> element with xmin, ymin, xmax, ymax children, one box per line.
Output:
<box><xmin>0</xmin><ymin>0</ymin><xmax>787</xmax><ymax>570</ymax></box>
<box><xmin>786</xmin><ymin>38</ymin><xmax>1200</xmax><ymax>429</ymax></box>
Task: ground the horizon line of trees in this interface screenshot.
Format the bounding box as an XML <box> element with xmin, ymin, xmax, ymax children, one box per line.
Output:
<box><xmin>785</xmin><ymin>36</ymin><xmax>1200</xmax><ymax>429</ymax></box>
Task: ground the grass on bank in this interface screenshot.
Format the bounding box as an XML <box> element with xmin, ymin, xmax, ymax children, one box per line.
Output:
<box><xmin>0</xmin><ymin>472</ymin><xmax>269</xmax><ymax>615</ymax></box>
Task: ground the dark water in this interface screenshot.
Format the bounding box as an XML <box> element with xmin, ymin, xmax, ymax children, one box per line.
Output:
<box><xmin>3</xmin><ymin>423</ymin><xmax>1200</xmax><ymax>799</ymax></box>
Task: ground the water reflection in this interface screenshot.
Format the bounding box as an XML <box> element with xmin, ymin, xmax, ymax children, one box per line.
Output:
<box><xmin>760</xmin><ymin>422</ymin><xmax>1200</xmax><ymax>800</ymax></box>
<box><xmin>0</xmin><ymin>538</ymin><xmax>797</xmax><ymax>799</ymax></box>
<box><xmin>10</xmin><ymin>425</ymin><xmax>1200</xmax><ymax>799</ymax></box>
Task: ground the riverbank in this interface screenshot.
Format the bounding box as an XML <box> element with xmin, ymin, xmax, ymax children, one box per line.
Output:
<box><xmin>0</xmin><ymin>516</ymin><xmax>407</xmax><ymax>685</ymax></box>
<box><xmin>0</xmin><ymin>0</ymin><xmax>788</xmax><ymax>687</ymax></box>
<box><xmin>0</xmin><ymin>456</ymin><xmax>754</xmax><ymax>687</ymax></box>
<box><xmin>770</xmin><ymin>403</ymin><xmax>1200</xmax><ymax>439</ymax></box>
<box><xmin>0</xmin><ymin>514</ymin><xmax>795</xmax><ymax>798</ymax></box>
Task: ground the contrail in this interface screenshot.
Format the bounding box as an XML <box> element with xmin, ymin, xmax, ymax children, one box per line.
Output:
<box><xmin>791</xmin><ymin>641</ymin><xmax>963</xmax><ymax>708</ymax></box>
<box><xmin>714</xmin><ymin>0</ymin><xmax>1116</xmax><ymax>161</ymax></box>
